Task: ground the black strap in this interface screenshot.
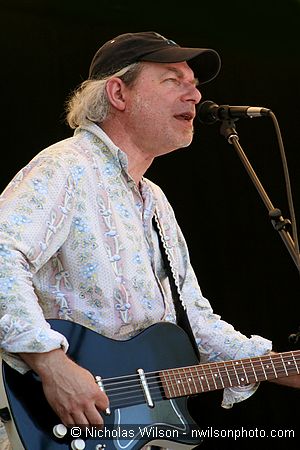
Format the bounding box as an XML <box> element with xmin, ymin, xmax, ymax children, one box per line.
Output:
<box><xmin>153</xmin><ymin>219</ymin><xmax>200</xmax><ymax>359</ymax></box>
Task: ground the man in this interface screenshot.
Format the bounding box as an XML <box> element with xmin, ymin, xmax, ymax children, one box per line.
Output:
<box><xmin>0</xmin><ymin>31</ymin><xmax>299</xmax><ymax>447</ymax></box>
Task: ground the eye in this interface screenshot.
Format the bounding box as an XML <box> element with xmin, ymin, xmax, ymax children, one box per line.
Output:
<box><xmin>165</xmin><ymin>77</ymin><xmax>180</xmax><ymax>85</ymax></box>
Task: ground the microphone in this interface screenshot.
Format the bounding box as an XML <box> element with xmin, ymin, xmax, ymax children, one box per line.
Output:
<box><xmin>197</xmin><ymin>100</ymin><xmax>271</xmax><ymax>125</ymax></box>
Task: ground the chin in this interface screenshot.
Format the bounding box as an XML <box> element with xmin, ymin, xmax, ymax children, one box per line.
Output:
<box><xmin>160</xmin><ymin>133</ymin><xmax>193</xmax><ymax>154</ymax></box>
<box><xmin>180</xmin><ymin>143</ymin><xmax>192</xmax><ymax>149</ymax></box>
<box><xmin>166</xmin><ymin>141</ymin><xmax>192</xmax><ymax>154</ymax></box>
<box><xmin>179</xmin><ymin>136</ymin><xmax>194</xmax><ymax>148</ymax></box>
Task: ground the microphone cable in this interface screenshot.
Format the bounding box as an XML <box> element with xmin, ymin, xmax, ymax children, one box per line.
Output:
<box><xmin>268</xmin><ymin>110</ymin><xmax>299</xmax><ymax>261</ymax></box>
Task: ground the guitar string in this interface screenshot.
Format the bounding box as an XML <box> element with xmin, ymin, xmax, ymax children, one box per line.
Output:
<box><xmin>101</xmin><ymin>362</ymin><xmax>300</xmax><ymax>407</ymax></box>
<box><xmin>104</xmin><ymin>365</ymin><xmax>298</xmax><ymax>398</ymax></box>
<box><xmin>101</xmin><ymin>351</ymin><xmax>300</xmax><ymax>385</ymax></box>
<box><xmin>104</xmin><ymin>363</ymin><xmax>286</xmax><ymax>388</ymax></box>
<box><xmin>102</xmin><ymin>362</ymin><xmax>300</xmax><ymax>401</ymax></box>
<box><xmin>97</xmin><ymin>357</ymin><xmax>300</xmax><ymax>409</ymax></box>
<box><xmin>105</xmin><ymin>361</ymin><xmax>300</xmax><ymax>409</ymax></box>
<box><xmin>89</xmin><ymin>348</ymin><xmax>300</xmax><ymax>408</ymax></box>
<box><xmin>101</xmin><ymin>354</ymin><xmax>300</xmax><ymax>391</ymax></box>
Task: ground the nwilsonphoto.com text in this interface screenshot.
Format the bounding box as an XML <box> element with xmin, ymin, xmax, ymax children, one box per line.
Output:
<box><xmin>69</xmin><ymin>425</ymin><xmax>296</xmax><ymax>441</ymax></box>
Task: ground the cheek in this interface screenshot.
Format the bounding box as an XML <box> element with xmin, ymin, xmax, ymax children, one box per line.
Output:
<box><xmin>133</xmin><ymin>96</ymin><xmax>167</xmax><ymax>126</ymax></box>
<box><xmin>127</xmin><ymin>91</ymin><xmax>180</xmax><ymax>144</ymax></box>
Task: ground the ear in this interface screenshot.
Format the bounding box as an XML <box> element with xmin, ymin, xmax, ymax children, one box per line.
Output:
<box><xmin>105</xmin><ymin>77</ymin><xmax>126</xmax><ymax>111</ymax></box>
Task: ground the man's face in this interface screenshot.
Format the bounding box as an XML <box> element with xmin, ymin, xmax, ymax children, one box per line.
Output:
<box><xmin>123</xmin><ymin>61</ymin><xmax>202</xmax><ymax>157</ymax></box>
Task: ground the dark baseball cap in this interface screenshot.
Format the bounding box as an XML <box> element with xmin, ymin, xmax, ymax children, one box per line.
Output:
<box><xmin>89</xmin><ymin>31</ymin><xmax>221</xmax><ymax>84</ymax></box>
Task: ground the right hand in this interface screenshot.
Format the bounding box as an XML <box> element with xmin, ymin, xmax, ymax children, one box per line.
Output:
<box><xmin>20</xmin><ymin>349</ymin><xmax>109</xmax><ymax>426</ymax></box>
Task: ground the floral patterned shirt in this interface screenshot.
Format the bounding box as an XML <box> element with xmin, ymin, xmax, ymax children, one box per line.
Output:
<box><xmin>0</xmin><ymin>121</ymin><xmax>271</xmax><ymax>408</ymax></box>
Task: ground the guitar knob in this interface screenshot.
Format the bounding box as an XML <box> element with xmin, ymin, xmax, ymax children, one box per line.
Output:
<box><xmin>71</xmin><ymin>439</ymin><xmax>86</xmax><ymax>450</ymax></box>
<box><xmin>53</xmin><ymin>423</ymin><xmax>68</xmax><ymax>438</ymax></box>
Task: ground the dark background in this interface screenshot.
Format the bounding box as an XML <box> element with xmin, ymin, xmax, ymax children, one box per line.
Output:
<box><xmin>1</xmin><ymin>0</ymin><xmax>300</xmax><ymax>449</ymax></box>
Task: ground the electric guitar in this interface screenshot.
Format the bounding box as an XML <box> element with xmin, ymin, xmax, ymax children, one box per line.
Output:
<box><xmin>1</xmin><ymin>320</ymin><xmax>299</xmax><ymax>450</ymax></box>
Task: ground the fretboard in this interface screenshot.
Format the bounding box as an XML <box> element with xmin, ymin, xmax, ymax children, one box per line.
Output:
<box><xmin>160</xmin><ymin>350</ymin><xmax>300</xmax><ymax>399</ymax></box>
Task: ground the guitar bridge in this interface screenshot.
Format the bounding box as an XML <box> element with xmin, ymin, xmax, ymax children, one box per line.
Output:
<box><xmin>95</xmin><ymin>375</ymin><xmax>111</xmax><ymax>415</ymax></box>
<box><xmin>137</xmin><ymin>368</ymin><xmax>154</xmax><ymax>407</ymax></box>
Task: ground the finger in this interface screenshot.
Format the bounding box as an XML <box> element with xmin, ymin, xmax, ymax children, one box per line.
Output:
<box><xmin>84</xmin><ymin>405</ymin><xmax>104</xmax><ymax>426</ymax></box>
<box><xmin>59</xmin><ymin>412</ymin><xmax>76</xmax><ymax>427</ymax></box>
<box><xmin>95</xmin><ymin>390</ymin><xmax>110</xmax><ymax>413</ymax></box>
<box><xmin>70</xmin><ymin>411</ymin><xmax>91</xmax><ymax>427</ymax></box>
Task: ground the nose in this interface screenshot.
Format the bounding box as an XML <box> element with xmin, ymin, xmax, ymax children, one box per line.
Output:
<box><xmin>193</xmin><ymin>86</ymin><xmax>202</xmax><ymax>104</ymax></box>
<box><xmin>182</xmin><ymin>83</ymin><xmax>202</xmax><ymax>105</ymax></box>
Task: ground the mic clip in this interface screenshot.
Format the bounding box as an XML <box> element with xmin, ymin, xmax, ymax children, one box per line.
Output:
<box><xmin>269</xmin><ymin>209</ymin><xmax>292</xmax><ymax>232</ymax></box>
<box><xmin>220</xmin><ymin>119</ymin><xmax>239</xmax><ymax>144</ymax></box>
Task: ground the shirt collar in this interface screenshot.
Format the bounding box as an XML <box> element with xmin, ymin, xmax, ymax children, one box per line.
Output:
<box><xmin>75</xmin><ymin>121</ymin><xmax>129</xmax><ymax>173</ymax></box>
<box><xmin>75</xmin><ymin>121</ymin><xmax>156</xmax><ymax>218</ymax></box>
<box><xmin>75</xmin><ymin>121</ymin><xmax>153</xmax><ymax>201</ymax></box>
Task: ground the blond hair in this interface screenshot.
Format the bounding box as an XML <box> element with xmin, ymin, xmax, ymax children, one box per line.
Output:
<box><xmin>65</xmin><ymin>62</ymin><xmax>143</xmax><ymax>129</ymax></box>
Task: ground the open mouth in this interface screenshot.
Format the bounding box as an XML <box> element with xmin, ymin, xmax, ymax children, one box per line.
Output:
<box><xmin>174</xmin><ymin>112</ymin><xmax>194</xmax><ymax>122</ymax></box>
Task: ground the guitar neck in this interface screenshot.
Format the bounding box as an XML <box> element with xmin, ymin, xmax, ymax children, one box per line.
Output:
<box><xmin>160</xmin><ymin>350</ymin><xmax>300</xmax><ymax>399</ymax></box>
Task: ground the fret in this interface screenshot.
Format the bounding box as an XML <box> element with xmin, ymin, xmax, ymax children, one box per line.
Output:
<box><xmin>188</xmin><ymin>367</ymin><xmax>199</xmax><ymax>394</ymax></box>
<box><xmin>170</xmin><ymin>369</ymin><xmax>179</xmax><ymax>398</ymax></box>
<box><xmin>258</xmin><ymin>357</ymin><xmax>268</xmax><ymax>380</ymax></box>
<box><xmin>232</xmin><ymin>359</ymin><xmax>250</xmax><ymax>385</ymax></box>
<box><xmin>216</xmin><ymin>364</ymin><xmax>225</xmax><ymax>388</ymax></box>
<box><xmin>269</xmin><ymin>355</ymin><xmax>278</xmax><ymax>378</ymax></box>
<box><xmin>250</xmin><ymin>359</ymin><xmax>259</xmax><ymax>382</ymax></box>
<box><xmin>262</xmin><ymin>355</ymin><xmax>278</xmax><ymax>379</ymax></box>
<box><xmin>231</xmin><ymin>360</ymin><xmax>242</xmax><ymax>385</ymax></box>
<box><xmin>169</xmin><ymin>368</ymin><xmax>182</xmax><ymax>397</ymax></box>
<box><xmin>207</xmin><ymin>362</ymin><xmax>225</xmax><ymax>389</ymax></box>
<box><xmin>181</xmin><ymin>370</ymin><xmax>188</xmax><ymax>394</ymax></box>
<box><xmin>280</xmin><ymin>352</ymin><xmax>299</xmax><ymax>375</ymax></box>
<box><xmin>236</xmin><ymin>360</ymin><xmax>249</xmax><ymax>384</ymax></box>
<box><xmin>166</xmin><ymin>369</ymin><xmax>178</xmax><ymax>398</ymax></box>
<box><xmin>222</xmin><ymin>362</ymin><xmax>233</xmax><ymax>387</ymax></box>
<box><xmin>197</xmin><ymin>366</ymin><xmax>211</xmax><ymax>391</ymax></box>
<box><xmin>160</xmin><ymin>350</ymin><xmax>300</xmax><ymax>400</ymax></box>
<box><xmin>161</xmin><ymin>371</ymin><xmax>172</xmax><ymax>398</ymax></box>
<box><xmin>182</xmin><ymin>369</ymin><xmax>193</xmax><ymax>395</ymax></box>
<box><xmin>181</xmin><ymin>368</ymin><xmax>194</xmax><ymax>395</ymax></box>
<box><xmin>207</xmin><ymin>364</ymin><xmax>219</xmax><ymax>390</ymax></box>
<box><xmin>194</xmin><ymin>367</ymin><xmax>205</xmax><ymax>392</ymax></box>
<box><xmin>177</xmin><ymin>369</ymin><xmax>187</xmax><ymax>396</ymax></box>
<box><xmin>292</xmin><ymin>352</ymin><xmax>300</xmax><ymax>374</ymax></box>
<box><xmin>175</xmin><ymin>369</ymin><xmax>187</xmax><ymax>396</ymax></box>
<box><xmin>279</xmin><ymin>354</ymin><xmax>289</xmax><ymax>377</ymax></box>
<box><xmin>242</xmin><ymin>361</ymin><xmax>250</xmax><ymax>384</ymax></box>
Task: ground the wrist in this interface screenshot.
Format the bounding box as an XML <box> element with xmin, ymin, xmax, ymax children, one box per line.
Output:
<box><xmin>19</xmin><ymin>348</ymin><xmax>68</xmax><ymax>379</ymax></box>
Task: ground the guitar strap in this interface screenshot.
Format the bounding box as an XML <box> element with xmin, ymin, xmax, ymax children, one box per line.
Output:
<box><xmin>153</xmin><ymin>218</ymin><xmax>200</xmax><ymax>360</ymax></box>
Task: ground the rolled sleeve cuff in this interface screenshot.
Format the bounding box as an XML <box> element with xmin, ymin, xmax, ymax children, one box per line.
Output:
<box><xmin>221</xmin><ymin>335</ymin><xmax>272</xmax><ymax>408</ymax></box>
<box><xmin>0</xmin><ymin>315</ymin><xmax>69</xmax><ymax>373</ymax></box>
<box><xmin>233</xmin><ymin>334</ymin><xmax>272</xmax><ymax>360</ymax></box>
<box><xmin>221</xmin><ymin>383</ymin><xmax>260</xmax><ymax>409</ymax></box>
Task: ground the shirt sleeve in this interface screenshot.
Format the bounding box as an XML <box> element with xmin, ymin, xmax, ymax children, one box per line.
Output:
<box><xmin>151</xmin><ymin>183</ymin><xmax>272</xmax><ymax>408</ymax></box>
<box><xmin>0</xmin><ymin>149</ymin><xmax>80</xmax><ymax>372</ymax></box>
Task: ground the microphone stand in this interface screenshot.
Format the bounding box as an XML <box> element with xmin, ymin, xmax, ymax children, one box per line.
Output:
<box><xmin>219</xmin><ymin>119</ymin><xmax>300</xmax><ymax>275</ymax></box>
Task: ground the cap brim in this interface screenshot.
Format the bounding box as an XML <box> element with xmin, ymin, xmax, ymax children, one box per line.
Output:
<box><xmin>140</xmin><ymin>47</ymin><xmax>221</xmax><ymax>84</ymax></box>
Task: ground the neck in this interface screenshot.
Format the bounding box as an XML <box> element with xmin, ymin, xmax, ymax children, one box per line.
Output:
<box><xmin>159</xmin><ymin>350</ymin><xmax>300</xmax><ymax>399</ymax></box>
<box><xmin>101</xmin><ymin>120</ymin><xmax>154</xmax><ymax>185</ymax></box>
<box><xmin>127</xmin><ymin>156</ymin><xmax>154</xmax><ymax>185</ymax></box>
